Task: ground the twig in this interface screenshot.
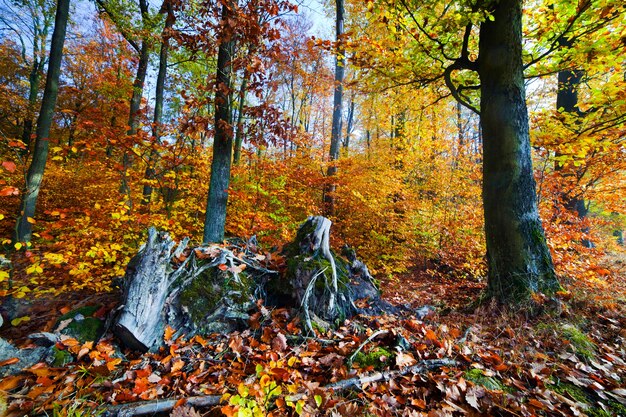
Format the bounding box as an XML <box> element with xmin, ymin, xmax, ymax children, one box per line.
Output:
<box><xmin>102</xmin><ymin>395</ymin><xmax>222</xmax><ymax>417</ymax></box>
<box><xmin>347</xmin><ymin>329</ymin><xmax>389</xmax><ymax>365</ymax></box>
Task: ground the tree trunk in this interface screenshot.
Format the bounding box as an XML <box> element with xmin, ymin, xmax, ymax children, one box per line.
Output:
<box><xmin>203</xmin><ymin>5</ymin><xmax>235</xmax><ymax>243</ymax></box>
<box><xmin>21</xmin><ymin>64</ymin><xmax>42</xmax><ymax>151</ymax></box>
<box><xmin>323</xmin><ymin>0</ymin><xmax>345</xmax><ymax>216</ymax></box>
<box><xmin>343</xmin><ymin>96</ymin><xmax>355</xmax><ymax>151</ymax></box>
<box><xmin>142</xmin><ymin>1</ymin><xmax>174</xmax><ymax>205</ymax></box>
<box><xmin>15</xmin><ymin>0</ymin><xmax>70</xmax><ymax>243</ymax></box>
<box><xmin>478</xmin><ymin>0</ymin><xmax>559</xmax><ymax>303</ymax></box>
<box><xmin>233</xmin><ymin>71</ymin><xmax>249</xmax><ymax>165</ymax></box>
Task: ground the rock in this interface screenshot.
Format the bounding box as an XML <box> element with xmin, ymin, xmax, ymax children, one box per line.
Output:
<box><xmin>0</xmin><ymin>337</ymin><xmax>49</xmax><ymax>377</ymax></box>
<box><xmin>55</xmin><ymin>305</ymin><xmax>104</xmax><ymax>342</ymax></box>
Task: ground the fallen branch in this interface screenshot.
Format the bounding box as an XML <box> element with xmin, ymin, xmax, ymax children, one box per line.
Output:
<box><xmin>102</xmin><ymin>358</ymin><xmax>457</xmax><ymax>416</ymax></box>
<box><xmin>325</xmin><ymin>358</ymin><xmax>457</xmax><ymax>391</ymax></box>
<box><xmin>103</xmin><ymin>395</ymin><xmax>222</xmax><ymax>417</ymax></box>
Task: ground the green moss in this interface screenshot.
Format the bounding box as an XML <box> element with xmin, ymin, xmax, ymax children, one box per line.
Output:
<box><xmin>546</xmin><ymin>379</ymin><xmax>622</xmax><ymax>417</ymax></box>
<box><xmin>179</xmin><ymin>264</ymin><xmax>255</xmax><ymax>331</ymax></box>
<box><xmin>560</xmin><ymin>324</ymin><xmax>596</xmax><ymax>360</ymax></box>
<box><xmin>58</xmin><ymin>305</ymin><xmax>100</xmax><ymax>322</ymax></box>
<box><xmin>464</xmin><ymin>368</ymin><xmax>511</xmax><ymax>392</ymax></box>
<box><xmin>354</xmin><ymin>347</ymin><xmax>393</xmax><ymax>371</ymax></box>
<box><xmin>63</xmin><ymin>318</ymin><xmax>104</xmax><ymax>342</ymax></box>
<box><xmin>56</xmin><ymin>306</ymin><xmax>104</xmax><ymax>342</ymax></box>
<box><xmin>51</xmin><ymin>347</ymin><xmax>73</xmax><ymax>367</ymax></box>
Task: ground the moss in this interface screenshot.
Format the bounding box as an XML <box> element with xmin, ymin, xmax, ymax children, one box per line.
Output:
<box><xmin>179</xmin><ymin>264</ymin><xmax>255</xmax><ymax>331</ymax></box>
<box><xmin>547</xmin><ymin>380</ymin><xmax>619</xmax><ymax>417</ymax></box>
<box><xmin>464</xmin><ymin>368</ymin><xmax>512</xmax><ymax>392</ymax></box>
<box><xmin>51</xmin><ymin>347</ymin><xmax>73</xmax><ymax>367</ymax></box>
<box><xmin>56</xmin><ymin>306</ymin><xmax>104</xmax><ymax>342</ymax></box>
<box><xmin>63</xmin><ymin>318</ymin><xmax>104</xmax><ymax>342</ymax></box>
<box><xmin>354</xmin><ymin>347</ymin><xmax>393</xmax><ymax>371</ymax></box>
<box><xmin>560</xmin><ymin>324</ymin><xmax>596</xmax><ymax>360</ymax></box>
<box><xmin>58</xmin><ymin>305</ymin><xmax>100</xmax><ymax>322</ymax></box>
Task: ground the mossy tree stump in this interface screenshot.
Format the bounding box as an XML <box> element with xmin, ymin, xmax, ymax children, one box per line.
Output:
<box><xmin>114</xmin><ymin>217</ymin><xmax>382</xmax><ymax>351</ymax></box>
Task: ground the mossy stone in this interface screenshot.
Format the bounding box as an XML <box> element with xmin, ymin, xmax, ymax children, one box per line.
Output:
<box><xmin>178</xmin><ymin>264</ymin><xmax>256</xmax><ymax>334</ymax></box>
<box><xmin>354</xmin><ymin>347</ymin><xmax>394</xmax><ymax>371</ymax></box>
<box><xmin>56</xmin><ymin>306</ymin><xmax>104</xmax><ymax>342</ymax></box>
<box><xmin>50</xmin><ymin>347</ymin><xmax>73</xmax><ymax>367</ymax></box>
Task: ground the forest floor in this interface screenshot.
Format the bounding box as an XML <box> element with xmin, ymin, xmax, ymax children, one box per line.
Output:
<box><xmin>1</xmin><ymin>256</ymin><xmax>626</xmax><ymax>417</ymax></box>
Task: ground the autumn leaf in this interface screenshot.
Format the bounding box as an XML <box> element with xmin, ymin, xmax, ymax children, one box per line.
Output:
<box><xmin>1</xmin><ymin>161</ymin><xmax>16</xmax><ymax>173</ymax></box>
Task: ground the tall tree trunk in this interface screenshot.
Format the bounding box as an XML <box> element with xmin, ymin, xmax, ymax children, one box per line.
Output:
<box><xmin>142</xmin><ymin>1</ymin><xmax>174</xmax><ymax>205</ymax></box>
<box><xmin>15</xmin><ymin>0</ymin><xmax>70</xmax><ymax>242</ymax></box>
<box><xmin>343</xmin><ymin>96</ymin><xmax>355</xmax><ymax>152</ymax></box>
<box><xmin>203</xmin><ymin>5</ymin><xmax>235</xmax><ymax>243</ymax></box>
<box><xmin>233</xmin><ymin>70</ymin><xmax>249</xmax><ymax>165</ymax></box>
<box><xmin>478</xmin><ymin>0</ymin><xmax>559</xmax><ymax>303</ymax></box>
<box><xmin>323</xmin><ymin>0</ymin><xmax>345</xmax><ymax>216</ymax></box>
<box><xmin>21</xmin><ymin>65</ymin><xmax>42</xmax><ymax>151</ymax></box>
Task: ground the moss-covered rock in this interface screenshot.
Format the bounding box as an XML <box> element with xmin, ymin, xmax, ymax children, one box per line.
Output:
<box><xmin>178</xmin><ymin>264</ymin><xmax>256</xmax><ymax>334</ymax></box>
<box><xmin>55</xmin><ymin>306</ymin><xmax>104</xmax><ymax>342</ymax></box>
<box><xmin>50</xmin><ymin>346</ymin><xmax>73</xmax><ymax>367</ymax></box>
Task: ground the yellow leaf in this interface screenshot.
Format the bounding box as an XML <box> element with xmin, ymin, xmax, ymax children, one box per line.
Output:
<box><xmin>11</xmin><ymin>316</ymin><xmax>30</xmax><ymax>326</ymax></box>
<box><xmin>0</xmin><ymin>214</ymin><xmax>4</xmax><ymax>220</ymax></box>
<box><xmin>26</xmin><ymin>217</ymin><xmax>36</xmax><ymax>224</ymax></box>
<box><xmin>0</xmin><ymin>270</ymin><xmax>9</xmax><ymax>282</ymax></box>
<box><xmin>71</xmin><ymin>147</ymin><xmax>77</xmax><ymax>153</ymax></box>
<box><xmin>94</xmin><ymin>203</ymin><xmax>101</xmax><ymax>209</ymax></box>
<box><xmin>14</xmin><ymin>242</ymin><xmax>22</xmax><ymax>250</ymax></box>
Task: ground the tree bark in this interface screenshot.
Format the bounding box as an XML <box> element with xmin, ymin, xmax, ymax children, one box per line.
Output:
<box><xmin>323</xmin><ymin>0</ymin><xmax>345</xmax><ymax>216</ymax></box>
<box><xmin>233</xmin><ymin>70</ymin><xmax>249</xmax><ymax>165</ymax></box>
<box><xmin>15</xmin><ymin>0</ymin><xmax>70</xmax><ymax>242</ymax></box>
<box><xmin>203</xmin><ymin>5</ymin><xmax>235</xmax><ymax>243</ymax></box>
<box><xmin>478</xmin><ymin>0</ymin><xmax>559</xmax><ymax>303</ymax></box>
<box><xmin>142</xmin><ymin>1</ymin><xmax>174</xmax><ymax>205</ymax></box>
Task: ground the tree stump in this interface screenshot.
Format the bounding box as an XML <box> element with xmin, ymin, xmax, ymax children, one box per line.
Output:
<box><xmin>113</xmin><ymin>217</ymin><xmax>383</xmax><ymax>350</ymax></box>
<box><xmin>114</xmin><ymin>228</ymin><xmax>276</xmax><ymax>351</ymax></box>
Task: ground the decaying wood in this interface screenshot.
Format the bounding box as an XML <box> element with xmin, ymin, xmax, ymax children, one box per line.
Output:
<box><xmin>103</xmin><ymin>359</ymin><xmax>456</xmax><ymax>416</ymax></box>
<box><xmin>114</xmin><ymin>228</ymin><xmax>278</xmax><ymax>351</ymax></box>
<box><xmin>114</xmin><ymin>216</ymin><xmax>383</xmax><ymax>351</ymax></box>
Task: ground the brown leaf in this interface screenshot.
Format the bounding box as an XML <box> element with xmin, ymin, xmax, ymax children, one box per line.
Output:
<box><xmin>272</xmin><ymin>332</ymin><xmax>288</xmax><ymax>352</ymax></box>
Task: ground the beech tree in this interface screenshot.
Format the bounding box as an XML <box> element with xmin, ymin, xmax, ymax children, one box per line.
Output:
<box><xmin>477</xmin><ymin>0</ymin><xmax>559</xmax><ymax>301</ymax></box>
<box><xmin>0</xmin><ymin>0</ymin><xmax>56</xmax><ymax>150</ymax></box>
<box><xmin>15</xmin><ymin>0</ymin><xmax>70</xmax><ymax>242</ymax></box>
<box><xmin>323</xmin><ymin>0</ymin><xmax>346</xmax><ymax>216</ymax></box>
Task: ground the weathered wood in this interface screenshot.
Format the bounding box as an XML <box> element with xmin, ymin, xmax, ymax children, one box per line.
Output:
<box><xmin>114</xmin><ymin>227</ymin><xmax>279</xmax><ymax>351</ymax></box>
<box><xmin>281</xmin><ymin>216</ymin><xmax>381</xmax><ymax>326</ymax></box>
<box><xmin>114</xmin><ymin>228</ymin><xmax>181</xmax><ymax>351</ymax></box>
<box><xmin>114</xmin><ymin>217</ymin><xmax>382</xmax><ymax>351</ymax></box>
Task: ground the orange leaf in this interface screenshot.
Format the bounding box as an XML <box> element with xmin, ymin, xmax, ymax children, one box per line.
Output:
<box><xmin>0</xmin><ymin>357</ymin><xmax>19</xmax><ymax>367</ymax></box>
<box><xmin>164</xmin><ymin>325</ymin><xmax>175</xmax><ymax>342</ymax></box>
<box><xmin>2</xmin><ymin>161</ymin><xmax>16</xmax><ymax>173</ymax></box>
<box><xmin>0</xmin><ymin>186</ymin><xmax>19</xmax><ymax>196</ymax></box>
<box><xmin>0</xmin><ymin>375</ymin><xmax>23</xmax><ymax>391</ymax></box>
<box><xmin>171</xmin><ymin>359</ymin><xmax>185</xmax><ymax>373</ymax></box>
<box><xmin>218</xmin><ymin>263</ymin><xmax>228</xmax><ymax>271</ymax></box>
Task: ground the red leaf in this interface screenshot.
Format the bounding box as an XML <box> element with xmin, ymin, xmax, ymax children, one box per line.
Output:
<box><xmin>0</xmin><ymin>186</ymin><xmax>19</xmax><ymax>196</ymax></box>
<box><xmin>2</xmin><ymin>161</ymin><xmax>16</xmax><ymax>173</ymax></box>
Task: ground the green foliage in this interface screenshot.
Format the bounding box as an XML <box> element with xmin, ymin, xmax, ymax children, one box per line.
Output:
<box><xmin>463</xmin><ymin>368</ymin><xmax>511</xmax><ymax>392</ymax></box>
<box><xmin>560</xmin><ymin>324</ymin><xmax>596</xmax><ymax>360</ymax></box>
<box><xmin>353</xmin><ymin>347</ymin><xmax>393</xmax><ymax>371</ymax></box>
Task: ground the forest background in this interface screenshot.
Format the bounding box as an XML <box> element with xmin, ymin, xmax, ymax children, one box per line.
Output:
<box><xmin>0</xmin><ymin>0</ymin><xmax>626</xmax><ymax>414</ymax></box>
